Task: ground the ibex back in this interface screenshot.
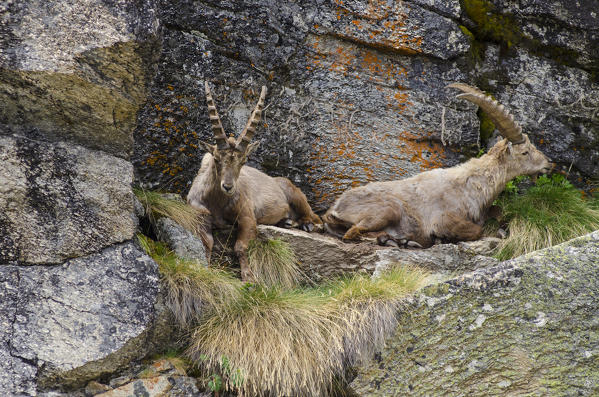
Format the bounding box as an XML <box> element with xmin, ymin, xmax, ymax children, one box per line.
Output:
<box><xmin>187</xmin><ymin>82</ymin><xmax>321</xmax><ymax>280</ymax></box>
<box><xmin>323</xmin><ymin>83</ymin><xmax>553</xmax><ymax>248</ymax></box>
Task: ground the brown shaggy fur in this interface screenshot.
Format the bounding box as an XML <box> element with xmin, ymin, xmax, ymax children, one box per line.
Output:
<box><xmin>324</xmin><ymin>135</ymin><xmax>552</xmax><ymax>248</ymax></box>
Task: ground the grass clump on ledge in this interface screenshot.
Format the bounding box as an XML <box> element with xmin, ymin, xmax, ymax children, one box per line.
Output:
<box><xmin>319</xmin><ymin>266</ymin><xmax>429</xmax><ymax>366</ymax></box>
<box><xmin>493</xmin><ymin>174</ymin><xmax>599</xmax><ymax>260</ymax></box>
<box><xmin>248</xmin><ymin>238</ymin><xmax>306</xmax><ymax>288</ymax></box>
<box><xmin>134</xmin><ymin>188</ymin><xmax>207</xmax><ymax>237</ymax></box>
<box><xmin>187</xmin><ymin>265</ymin><xmax>429</xmax><ymax>396</ymax></box>
<box><xmin>137</xmin><ymin>234</ymin><xmax>241</xmax><ymax>327</ymax></box>
<box><xmin>189</xmin><ymin>285</ymin><xmax>342</xmax><ymax>396</ymax></box>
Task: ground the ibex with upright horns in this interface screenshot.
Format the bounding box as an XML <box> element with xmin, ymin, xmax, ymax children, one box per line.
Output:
<box><xmin>187</xmin><ymin>82</ymin><xmax>321</xmax><ymax>280</ymax></box>
<box><xmin>323</xmin><ymin>83</ymin><xmax>553</xmax><ymax>248</ymax></box>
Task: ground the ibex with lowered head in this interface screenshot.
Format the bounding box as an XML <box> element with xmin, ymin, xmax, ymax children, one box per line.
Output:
<box><xmin>323</xmin><ymin>83</ymin><xmax>553</xmax><ymax>248</ymax></box>
<box><xmin>187</xmin><ymin>82</ymin><xmax>321</xmax><ymax>280</ymax></box>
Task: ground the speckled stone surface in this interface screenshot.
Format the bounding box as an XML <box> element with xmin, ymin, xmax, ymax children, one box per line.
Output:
<box><xmin>350</xmin><ymin>230</ymin><xmax>599</xmax><ymax>396</ymax></box>
<box><xmin>0</xmin><ymin>135</ymin><xmax>137</xmax><ymax>264</ymax></box>
<box><xmin>0</xmin><ymin>241</ymin><xmax>162</xmax><ymax>394</ymax></box>
<box><xmin>154</xmin><ymin>217</ymin><xmax>208</xmax><ymax>264</ymax></box>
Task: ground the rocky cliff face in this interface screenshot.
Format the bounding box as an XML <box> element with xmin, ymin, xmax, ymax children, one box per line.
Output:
<box><xmin>0</xmin><ymin>2</ymin><xmax>171</xmax><ymax>395</ymax></box>
<box><xmin>1</xmin><ymin>0</ymin><xmax>598</xmax><ymax>395</ymax></box>
<box><xmin>133</xmin><ymin>0</ymin><xmax>599</xmax><ymax>210</ymax></box>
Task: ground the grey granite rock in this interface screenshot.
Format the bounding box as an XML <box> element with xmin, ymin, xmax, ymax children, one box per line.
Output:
<box><xmin>0</xmin><ymin>241</ymin><xmax>166</xmax><ymax>394</ymax></box>
<box><xmin>0</xmin><ymin>0</ymin><xmax>160</xmax><ymax>157</ymax></box>
<box><xmin>258</xmin><ymin>225</ymin><xmax>498</xmax><ymax>281</ymax></box>
<box><xmin>154</xmin><ymin>217</ymin><xmax>208</xmax><ymax>264</ymax></box>
<box><xmin>350</xmin><ymin>230</ymin><xmax>599</xmax><ymax>396</ymax></box>
<box><xmin>0</xmin><ymin>134</ymin><xmax>137</xmax><ymax>264</ymax></box>
<box><xmin>478</xmin><ymin>45</ymin><xmax>599</xmax><ymax>180</ymax></box>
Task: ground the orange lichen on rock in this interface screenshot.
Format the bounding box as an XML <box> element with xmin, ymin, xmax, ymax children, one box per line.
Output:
<box><xmin>137</xmin><ymin>85</ymin><xmax>208</xmax><ymax>192</ymax></box>
<box><xmin>303</xmin><ymin>35</ymin><xmax>449</xmax><ymax>206</ymax></box>
<box><xmin>306</xmin><ymin>96</ymin><xmax>437</xmax><ymax>207</ymax></box>
<box><xmin>328</xmin><ymin>0</ymin><xmax>423</xmax><ymax>55</ymax></box>
<box><xmin>397</xmin><ymin>130</ymin><xmax>446</xmax><ymax>170</ymax></box>
<box><xmin>307</xmin><ymin>36</ymin><xmax>410</xmax><ymax>87</ymax></box>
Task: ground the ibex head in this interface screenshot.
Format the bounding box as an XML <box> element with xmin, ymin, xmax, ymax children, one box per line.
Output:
<box><xmin>201</xmin><ymin>82</ymin><xmax>267</xmax><ymax>195</ymax></box>
<box><xmin>449</xmin><ymin>83</ymin><xmax>553</xmax><ymax>178</ymax></box>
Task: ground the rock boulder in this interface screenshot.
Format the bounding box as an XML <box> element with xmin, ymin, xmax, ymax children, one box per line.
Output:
<box><xmin>0</xmin><ymin>241</ymin><xmax>170</xmax><ymax>394</ymax></box>
<box><xmin>350</xmin><ymin>231</ymin><xmax>599</xmax><ymax>395</ymax></box>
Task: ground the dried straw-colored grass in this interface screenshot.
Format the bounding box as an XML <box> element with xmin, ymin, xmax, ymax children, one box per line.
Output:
<box><xmin>321</xmin><ymin>266</ymin><xmax>429</xmax><ymax>367</ymax></box>
<box><xmin>138</xmin><ymin>234</ymin><xmax>241</xmax><ymax>328</ymax></box>
<box><xmin>187</xmin><ymin>265</ymin><xmax>429</xmax><ymax>396</ymax></box>
<box><xmin>188</xmin><ymin>285</ymin><xmax>343</xmax><ymax>396</ymax></box>
<box><xmin>134</xmin><ymin>188</ymin><xmax>207</xmax><ymax>237</ymax></box>
<box><xmin>247</xmin><ymin>238</ymin><xmax>306</xmax><ymax>288</ymax></box>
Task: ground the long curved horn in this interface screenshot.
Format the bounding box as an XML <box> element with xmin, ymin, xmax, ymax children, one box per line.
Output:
<box><xmin>236</xmin><ymin>86</ymin><xmax>267</xmax><ymax>152</ymax></box>
<box><xmin>448</xmin><ymin>83</ymin><xmax>524</xmax><ymax>144</ymax></box>
<box><xmin>205</xmin><ymin>81</ymin><xmax>228</xmax><ymax>149</ymax></box>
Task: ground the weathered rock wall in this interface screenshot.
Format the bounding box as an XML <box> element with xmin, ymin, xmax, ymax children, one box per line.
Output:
<box><xmin>2</xmin><ymin>0</ymin><xmax>599</xmax><ymax>395</ymax></box>
<box><xmin>350</xmin><ymin>231</ymin><xmax>599</xmax><ymax>396</ymax></box>
<box><xmin>0</xmin><ymin>2</ymin><xmax>173</xmax><ymax>395</ymax></box>
<box><xmin>133</xmin><ymin>0</ymin><xmax>599</xmax><ymax>210</ymax></box>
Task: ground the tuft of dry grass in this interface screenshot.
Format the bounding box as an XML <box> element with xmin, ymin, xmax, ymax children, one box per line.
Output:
<box><xmin>247</xmin><ymin>238</ymin><xmax>306</xmax><ymax>288</ymax></box>
<box><xmin>188</xmin><ymin>284</ymin><xmax>343</xmax><ymax>396</ymax></box>
<box><xmin>187</xmin><ymin>265</ymin><xmax>429</xmax><ymax>396</ymax></box>
<box><xmin>494</xmin><ymin>174</ymin><xmax>599</xmax><ymax>260</ymax></box>
<box><xmin>320</xmin><ymin>266</ymin><xmax>430</xmax><ymax>367</ymax></box>
<box><xmin>134</xmin><ymin>188</ymin><xmax>208</xmax><ymax>237</ymax></box>
<box><xmin>138</xmin><ymin>234</ymin><xmax>241</xmax><ymax>328</ymax></box>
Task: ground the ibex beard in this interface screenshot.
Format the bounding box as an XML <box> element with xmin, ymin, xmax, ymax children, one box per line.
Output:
<box><xmin>187</xmin><ymin>82</ymin><xmax>321</xmax><ymax>281</ymax></box>
<box><xmin>323</xmin><ymin>83</ymin><xmax>553</xmax><ymax>248</ymax></box>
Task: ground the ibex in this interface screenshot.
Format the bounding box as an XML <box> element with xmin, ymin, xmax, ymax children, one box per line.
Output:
<box><xmin>323</xmin><ymin>83</ymin><xmax>553</xmax><ymax>248</ymax></box>
<box><xmin>187</xmin><ymin>82</ymin><xmax>321</xmax><ymax>280</ymax></box>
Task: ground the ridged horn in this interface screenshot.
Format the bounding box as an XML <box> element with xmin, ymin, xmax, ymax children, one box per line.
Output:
<box><xmin>204</xmin><ymin>81</ymin><xmax>228</xmax><ymax>149</ymax></box>
<box><xmin>236</xmin><ymin>86</ymin><xmax>267</xmax><ymax>152</ymax></box>
<box><xmin>448</xmin><ymin>83</ymin><xmax>525</xmax><ymax>144</ymax></box>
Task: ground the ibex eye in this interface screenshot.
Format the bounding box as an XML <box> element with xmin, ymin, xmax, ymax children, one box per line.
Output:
<box><xmin>522</xmin><ymin>151</ymin><xmax>529</xmax><ymax>155</ymax></box>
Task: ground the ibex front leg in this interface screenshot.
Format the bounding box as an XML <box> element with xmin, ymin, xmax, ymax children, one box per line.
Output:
<box><xmin>235</xmin><ymin>207</ymin><xmax>257</xmax><ymax>282</ymax></box>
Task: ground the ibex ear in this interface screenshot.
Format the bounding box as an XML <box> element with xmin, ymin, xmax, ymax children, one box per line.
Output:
<box><xmin>245</xmin><ymin>141</ymin><xmax>260</xmax><ymax>157</ymax></box>
<box><xmin>506</xmin><ymin>141</ymin><xmax>513</xmax><ymax>154</ymax></box>
<box><xmin>199</xmin><ymin>140</ymin><xmax>217</xmax><ymax>155</ymax></box>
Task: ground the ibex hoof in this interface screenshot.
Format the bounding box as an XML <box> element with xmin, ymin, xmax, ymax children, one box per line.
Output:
<box><xmin>406</xmin><ymin>240</ymin><xmax>423</xmax><ymax>249</ymax></box>
<box><xmin>277</xmin><ymin>218</ymin><xmax>295</xmax><ymax>228</ymax></box>
<box><xmin>384</xmin><ymin>239</ymin><xmax>399</xmax><ymax>248</ymax></box>
<box><xmin>301</xmin><ymin>222</ymin><xmax>315</xmax><ymax>232</ymax></box>
<box><xmin>376</xmin><ymin>233</ymin><xmax>398</xmax><ymax>247</ymax></box>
